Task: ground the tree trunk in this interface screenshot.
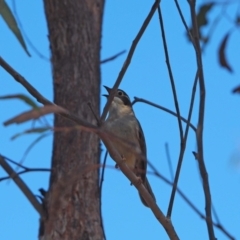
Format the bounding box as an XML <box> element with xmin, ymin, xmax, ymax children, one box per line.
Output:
<box><xmin>40</xmin><ymin>1</ymin><xmax>104</xmax><ymax>239</ymax></box>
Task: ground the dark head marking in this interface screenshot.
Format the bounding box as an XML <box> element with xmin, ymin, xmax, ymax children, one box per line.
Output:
<box><xmin>104</xmin><ymin>86</ymin><xmax>132</xmax><ymax>106</ymax></box>
<box><xmin>116</xmin><ymin>89</ymin><xmax>131</xmax><ymax>106</ymax></box>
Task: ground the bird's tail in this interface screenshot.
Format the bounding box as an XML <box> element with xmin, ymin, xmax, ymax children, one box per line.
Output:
<box><xmin>139</xmin><ymin>177</ymin><xmax>156</xmax><ymax>207</ymax></box>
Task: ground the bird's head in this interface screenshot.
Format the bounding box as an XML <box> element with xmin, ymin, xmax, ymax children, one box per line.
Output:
<box><xmin>103</xmin><ymin>86</ymin><xmax>133</xmax><ymax>117</ymax></box>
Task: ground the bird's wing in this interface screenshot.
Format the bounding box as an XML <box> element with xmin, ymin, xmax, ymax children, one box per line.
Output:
<box><xmin>135</xmin><ymin>119</ymin><xmax>147</xmax><ymax>181</ymax></box>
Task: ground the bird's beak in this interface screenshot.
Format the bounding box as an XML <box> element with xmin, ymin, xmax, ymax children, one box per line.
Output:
<box><xmin>103</xmin><ymin>85</ymin><xmax>112</xmax><ymax>97</ymax></box>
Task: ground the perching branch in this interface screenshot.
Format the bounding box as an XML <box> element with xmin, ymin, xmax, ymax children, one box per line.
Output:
<box><xmin>100</xmin><ymin>135</ymin><xmax>179</xmax><ymax>240</ymax></box>
<box><xmin>0</xmin><ymin>55</ymin><xmax>179</xmax><ymax>239</ymax></box>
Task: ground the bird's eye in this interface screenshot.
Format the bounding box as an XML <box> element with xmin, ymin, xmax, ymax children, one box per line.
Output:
<box><xmin>118</xmin><ymin>91</ymin><xmax>123</xmax><ymax>96</ymax></box>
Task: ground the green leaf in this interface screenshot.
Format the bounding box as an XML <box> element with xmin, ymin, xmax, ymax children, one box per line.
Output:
<box><xmin>0</xmin><ymin>0</ymin><xmax>30</xmax><ymax>56</ymax></box>
<box><xmin>0</xmin><ymin>94</ymin><xmax>39</xmax><ymax>108</ymax></box>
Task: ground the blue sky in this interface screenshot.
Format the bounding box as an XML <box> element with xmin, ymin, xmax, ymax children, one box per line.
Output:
<box><xmin>0</xmin><ymin>0</ymin><xmax>240</xmax><ymax>239</ymax></box>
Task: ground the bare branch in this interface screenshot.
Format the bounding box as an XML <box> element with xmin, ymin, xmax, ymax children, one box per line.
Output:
<box><xmin>189</xmin><ymin>1</ymin><xmax>216</xmax><ymax>239</ymax></box>
<box><xmin>0</xmin><ymin>56</ymin><xmax>52</xmax><ymax>105</ymax></box>
<box><xmin>167</xmin><ymin>70</ymin><xmax>199</xmax><ymax>217</ymax></box>
<box><xmin>99</xmin><ymin>150</ymin><xmax>108</xmax><ymax>240</ymax></box>
<box><xmin>99</xmin><ymin>150</ymin><xmax>108</xmax><ymax>189</ymax></box>
<box><xmin>132</xmin><ymin>97</ymin><xmax>196</xmax><ymax>132</ymax></box>
<box><xmin>165</xmin><ymin>143</ymin><xmax>174</xmax><ymax>181</ymax></box>
<box><xmin>100</xmin><ymin>134</ymin><xmax>179</xmax><ymax>240</ymax></box>
<box><xmin>174</xmin><ymin>0</ymin><xmax>194</xmax><ymax>45</ymax></box>
<box><xmin>0</xmin><ymin>155</ymin><xmax>44</xmax><ymax>216</ymax></box>
<box><xmin>87</xmin><ymin>102</ymin><xmax>100</xmax><ymax>126</ymax></box>
<box><xmin>100</xmin><ymin>50</ymin><xmax>126</xmax><ymax>64</ymax></box>
<box><xmin>158</xmin><ymin>5</ymin><xmax>183</xmax><ymax>141</ymax></box>
<box><xmin>0</xmin><ymin>168</ymin><xmax>50</xmax><ymax>182</ymax></box>
<box><xmin>0</xmin><ymin>56</ymin><xmax>99</xmax><ymax>134</ymax></box>
<box><xmin>100</xmin><ymin>0</ymin><xmax>160</xmax><ymax>122</ymax></box>
<box><xmin>148</xmin><ymin>161</ymin><xmax>235</xmax><ymax>240</ymax></box>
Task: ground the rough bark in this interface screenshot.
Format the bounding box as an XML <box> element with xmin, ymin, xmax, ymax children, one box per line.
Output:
<box><xmin>40</xmin><ymin>0</ymin><xmax>104</xmax><ymax>239</ymax></box>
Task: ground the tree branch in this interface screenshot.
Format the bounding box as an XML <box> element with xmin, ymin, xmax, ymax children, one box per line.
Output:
<box><xmin>132</xmin><ymin>97</ymin><xmax>196</xmax><ymax>132</ymax></box>
<box><xmin>167</xmin><ymin>70</ymin><xmax>199</xmax><ymax>217</ymax></box>
<box><xmin>100</xmin><ymin>136</ymin><xmax>179</xmax><ymax>240</ymax></box>
<box><xmin>100</xmin><ymin>50</ymin><xmax>126</xmax><ymax>64</ymax></box>
<box><xmin>158</xmin><ymin>5</ymin><xmax>183</xmax><ymax>141</ymax></box>
<box><xmin>174</xmin><ymin>0</ymin><xmax>194</xmax><ymax>45</ymax></box>
<box><xmin>0</xmin><ymin>56</ymin><xmax>99</xmax><ymax>134</ymax></box>
<box><xmin>148</xmin><ymin>161</ymin><xmax>235</xmax><ymax>240</ymax></box>
<box><xmin>100</xmin><ymin>0</ymin><xmax>160</xmax><ymax>122</ymax></box>
<box><xmin>1</xmin><ymin>54</ymin><xmax>179</xmax><ymax>239</ymax></box>
<box><xmin>0</xmin><ymin>155</ymin><xmax>44</xmax><ymax>216</ymax></box>
<box><xmin>189</xmin><ymin>1</ymin><xmax>215</xmax><ymax>239</ymax></box>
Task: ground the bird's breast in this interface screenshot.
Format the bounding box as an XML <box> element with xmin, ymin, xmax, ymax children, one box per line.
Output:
<box><xmin>103</xmin><ymin>116</ymin><xmax>138</xmax><ymax>169</ymax></box>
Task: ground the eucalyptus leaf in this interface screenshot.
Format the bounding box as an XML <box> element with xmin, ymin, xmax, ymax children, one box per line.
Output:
<box><xmin>0</xmin><ymin>0</ymin><xmax>30</xmax><ymax>56</ymax></box>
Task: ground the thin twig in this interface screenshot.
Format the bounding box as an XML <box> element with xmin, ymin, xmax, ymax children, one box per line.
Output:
<box><xmin>147</xmin><ymin>161</ymin><xmax>235</xmax><ymax>240</ymax></box>
<box><xmin>99</xmin><ymin>150</ymin><xmax>108</xmax><ymax>189</ymax></box>
<box><xmin>100</xmin><ymin>50</ymin><xmax>126</xmax><ymax>64</ymax></box>
<box><xmin>174</xmin><ymin>0</ymin><xmax>195</xmax><ymax>45</ymax></box>
<box><xmin>12</xmin><ymin>0</ymin><xmax>49</xmax><ymax>60</ymax></box>
<box><xmin>165</xmin><ymin>143</ymin><xmax>174</xmax><ymax>181</ymax></box>
<box><xmin>99</xmin><ymin>150</ymin><xmax>108</xmax><ymax>240</ymax></box>
<box><xmin>87</xmin><ymin>102</ymin><xmax>100</xmax><ymax>126</ymax></box>
<box><xmin>3</xmin><ymin>154</ymin><xmax>28</xmax><ymax>169</ymax></box>
<box><xmin>100</xmin><ymin>0</ymin><xmax>160</xmax><ymax>122</ymax></box>
<box><xmin>189</xmin><ymin>1</ymin><xmax>215</xmax><ymax>239</ymax></box>
<box><xmin>212</xmin><ymin>203</ymin><xmax>221</xmax><ymax>226</ymax></box>
<box><xmin>167</xmin><ymin>70</ymin><xmax>199</xmax><ymax>217</ymax></box>
<box><xmin>0</xmin><ymin>155</ymin><xmax>44</xmax><ymax>216</ymax></box>
<box><xmin>132</xmin><ymin>97</ymin><xmax>196</xmax><ymax>132</ymax></box>
<box><xmin>0</xmin><ymin>168</ymin><xmax>50</xmax><ymax>181</ymax></box>
<box><xmin>158</xmin><ymin>5</ymin><xmax>183</xmax><ymax>141</ymax></box>
<box><xmin>0</xmin><ymin>56</ymin><xmax>52</xmax><ymax>105</ymax></box>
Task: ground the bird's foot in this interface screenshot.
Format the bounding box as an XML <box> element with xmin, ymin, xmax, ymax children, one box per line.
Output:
<box><xmin>136</xmin><ymin>176</ymin><xmax>143</xmax><ymax>187</ymax></box>
<box><xmin>130</xmin><ymin>176</ymin><xmax>142</xmax><ymax>186</ymax></box>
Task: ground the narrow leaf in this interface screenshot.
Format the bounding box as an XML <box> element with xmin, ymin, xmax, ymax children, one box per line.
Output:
<box><xmin>11</xmin><ymin>127</ymin><xmax>50</xmax><ymax>140</ymax></box>
<box><xmin>0</xmin><ymin>94</ymin><xmax>39</xmax><ymax>109</ymax></box>
<box><xmin>218</xmin><ymin>31</ymin><xmax>233</xmax><ymax>73</ymax></box>
<box><xmin>197</xmin><ymin>3</ymin><xmax>215</xmax><ymax>29</ymax></box>
<box><xmin>0</xmin><ymin>0</ymin><xmax>30</xmax><ymax>56</ymax></box>
<box><xmin>18</xmin><ymin>133</ymin><xmax>50</xmax><ymax>169</ymax></box>
<box><xmin>4</xmin><ymin>105</ymin><xmax>67</xmax><ymax>126</ymax></box>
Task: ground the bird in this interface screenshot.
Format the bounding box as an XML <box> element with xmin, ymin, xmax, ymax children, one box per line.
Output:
<box><xmin>102</xmin><ymin>86</ymin><xmax>156</xmax><ymax>207</ymax></box>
